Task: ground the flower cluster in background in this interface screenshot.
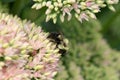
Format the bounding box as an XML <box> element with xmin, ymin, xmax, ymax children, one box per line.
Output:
<box><xmin>0</xmin><ymin>13</ymin><xmax>61</xmax><ymax>80</ymax></box>
<box><xmin>55</xmin><ymin>18</ymin><xmax>120</xmax><ymax>80</ymax></box>
<box><xmin>32</xmin><ymin>0</ymin><xmax>119</xmax><ymax>23</ymax></box>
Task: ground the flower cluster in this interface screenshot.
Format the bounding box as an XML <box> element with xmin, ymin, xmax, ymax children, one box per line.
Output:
<box><xmin>32</xmin><ymin>0</ymin><xmax>119</xmax><ymax>23</ymax></box>
<box><xmin>54</xmin><ymin>18</ymin><xmax>120</xmax><ymax>80</ymax></box>
<box><xmin>0</xmin><ymin>13</ymin><xmax>61</xmax><ymax>80</ymax></box>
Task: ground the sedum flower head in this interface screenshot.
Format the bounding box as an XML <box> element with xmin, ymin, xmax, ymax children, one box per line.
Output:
<box><xmin>0</xmin><ymin>13</ymin><xmax>62</xmax><ymax>80</ymax></box>
<box><xmin>32</xmin><ymin>0</ymin><xmax>119</xmax><ymax>23</ymax></box>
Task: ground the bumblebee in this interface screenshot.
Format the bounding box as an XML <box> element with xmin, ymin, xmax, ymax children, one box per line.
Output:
<box><xmin>47</xmin><ymin>32</ymin><xmax>68</xmax><ymax>56</ymax></box>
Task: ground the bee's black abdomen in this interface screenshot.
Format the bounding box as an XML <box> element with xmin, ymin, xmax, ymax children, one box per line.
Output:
<box><xmin>47</xmin><ymin>32</ymin><xmax>68</xmax><ymax>56</ymax></box>
<box><xmin>59</xmin><ymin>49</ymin><xmax>67</xmax><ymax>56</ymax></box>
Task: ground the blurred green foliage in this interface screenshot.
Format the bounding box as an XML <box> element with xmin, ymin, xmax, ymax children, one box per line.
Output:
<box><xmin>0</xmin><ymin>0</ymin><xmax>120</xmax><ymax>80</ymax></box>
<box><xmin>98</xmin><ymin>2</ymin><xmax>120</xmax><ymax>50</ymax></box>
<box><xmin>0</xmin><ymin>1</ymin><xmax>8</xmax><ymax>13</ymax></box>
